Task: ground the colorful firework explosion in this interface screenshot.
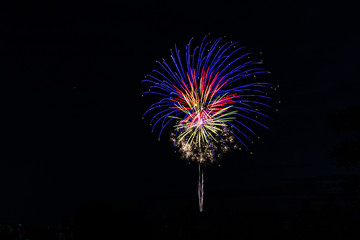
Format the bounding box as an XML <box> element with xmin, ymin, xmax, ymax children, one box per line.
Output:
<box><xmin>142</xmin><ymin>34</ymin><xmax>273</xmax><ymax>211</ymax></box>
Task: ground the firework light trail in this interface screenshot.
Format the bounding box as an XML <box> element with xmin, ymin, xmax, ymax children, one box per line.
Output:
<box><xmin>142</xmin><ymin>34</ymin><xmax>274</xmax><ymax>212</ymax></box>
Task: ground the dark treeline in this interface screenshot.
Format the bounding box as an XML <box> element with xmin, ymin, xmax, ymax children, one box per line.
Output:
<box><xmin>1</xmin><ymin>194</ymin><xmax>360</xmax><ymax>240</ymax></box>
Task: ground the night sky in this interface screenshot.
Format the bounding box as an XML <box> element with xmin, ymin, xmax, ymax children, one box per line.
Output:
<box><xmin>1</xmin><ymin>0</ymin><xmax>359</xmax><ymax>229</ymax></box>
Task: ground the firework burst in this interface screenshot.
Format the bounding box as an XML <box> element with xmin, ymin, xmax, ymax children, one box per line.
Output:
<box><xmin>142</xmin><ymin>34</ymin><xmax>273</xmax><ymax>211</ymax></box>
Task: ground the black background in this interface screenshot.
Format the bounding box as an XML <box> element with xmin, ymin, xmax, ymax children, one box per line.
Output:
<box><xmin>1</xmin><ymin>0</ymin><xmax>359</xmax><ymax>239</ymax></box>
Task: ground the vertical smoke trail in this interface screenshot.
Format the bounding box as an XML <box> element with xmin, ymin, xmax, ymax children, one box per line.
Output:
<box><xmin>198</xmin><ymin>163</ymin><xmax>204</xmax><ymax>212</ymax></box>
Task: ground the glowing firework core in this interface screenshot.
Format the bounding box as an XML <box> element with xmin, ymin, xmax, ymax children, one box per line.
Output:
<box><xmin>170</xmin><ymin>68</ymin><xmax>240</xmax><ymax>151</ymax></box>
